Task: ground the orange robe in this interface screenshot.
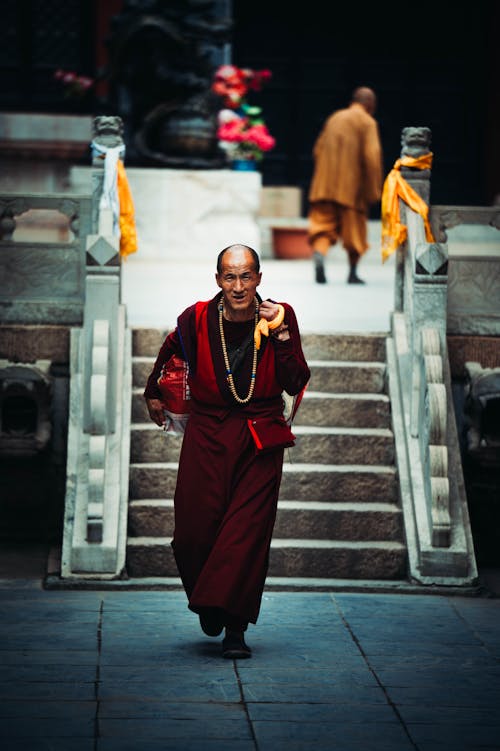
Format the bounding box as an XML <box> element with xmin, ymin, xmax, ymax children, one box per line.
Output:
<box><xmin>308</xmin><ymin>102</ymin><xmax>383</xmax><ymax>211</ymax></box>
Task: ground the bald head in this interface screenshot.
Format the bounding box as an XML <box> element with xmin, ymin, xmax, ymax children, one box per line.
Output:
<box><xmin>216</xmin><ymin>244</ymin><xmax>260</xmax><ymax>274</ymax></box>
<box><xmin>352</xmin><ymin>87</ymin><xmax>377</xmax><ymax>116</ymax></box>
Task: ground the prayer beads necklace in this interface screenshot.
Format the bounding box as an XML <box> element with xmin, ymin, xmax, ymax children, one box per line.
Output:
<box><xmin>218</xmin><ymin>297</ymin><xmax>259</xmax><ymax>404</ymax></box>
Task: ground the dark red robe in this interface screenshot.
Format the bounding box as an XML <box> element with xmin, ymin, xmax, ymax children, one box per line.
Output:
<box><xmin>144</xmin><ymin>293</ymin><xmax>310</xmax><ymax>625</ymax></box>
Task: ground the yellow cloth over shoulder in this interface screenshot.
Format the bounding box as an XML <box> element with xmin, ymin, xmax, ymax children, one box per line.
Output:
<box><xmin>381</xmin><ymin>153</ymin><xmax>435</xmax><ymax>263</ymax></box>
<box><xmin>117</xmin><ymin>159</ymin><xmax>138</xmax><ymax>259</ymax></box>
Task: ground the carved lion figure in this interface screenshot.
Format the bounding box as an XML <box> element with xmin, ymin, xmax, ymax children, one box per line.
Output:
<box><xmin>401</xmin><ymin>126</ymin><xmax>432</xmax><ymax>157</ymax></box>
<box><xmin>92</xmin><ymin>116</ymin><xmax>124</xmax><ymax>148</ymax></box>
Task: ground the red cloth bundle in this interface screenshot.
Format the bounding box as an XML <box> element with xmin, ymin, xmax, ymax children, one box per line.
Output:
<box><xmin>157</xmin><ymin>355</ymin><xmax>190</xmax><ymax>434</ymax></box>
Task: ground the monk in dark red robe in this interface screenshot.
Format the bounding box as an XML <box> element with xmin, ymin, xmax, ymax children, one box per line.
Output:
<box><xmin>144</xmin><ymin>244</ymin><xmax>310</xmax><ymax>658</ymax></box>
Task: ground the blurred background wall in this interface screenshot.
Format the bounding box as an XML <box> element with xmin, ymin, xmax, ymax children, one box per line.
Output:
<box><xmin>0</xmin><ymin>0</ymin><xmax>498</xmax><ymax>213</ymax></box>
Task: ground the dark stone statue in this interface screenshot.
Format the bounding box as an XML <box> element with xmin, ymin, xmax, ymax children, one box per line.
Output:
<box><xmin>463</xmin><ymin>361</ymin><xmax>500</xmax><ymax>465</ymax></box>
<box><xmin>102</xmin><ymin>0</ymin><xmax>232</xmax><ymax>168</ymax></box>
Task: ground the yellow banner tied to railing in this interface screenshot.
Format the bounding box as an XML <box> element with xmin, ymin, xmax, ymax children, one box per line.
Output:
<box><xmin>381</xmin><ymin>153</ymin><xmax>435</xmax><ymax>263</ymax></box>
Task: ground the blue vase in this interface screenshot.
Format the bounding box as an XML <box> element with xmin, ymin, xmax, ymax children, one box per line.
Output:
<box><xmin>231</xmin><ymin>159</ymin><xmax>258</xmax><ymax>171</ymax></box>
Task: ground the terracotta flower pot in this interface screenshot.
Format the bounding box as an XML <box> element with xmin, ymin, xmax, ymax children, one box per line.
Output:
<box><xmin>272</xmin><ymin>227</ymin><xmax>312</xmax><ymax>259</ymax></box>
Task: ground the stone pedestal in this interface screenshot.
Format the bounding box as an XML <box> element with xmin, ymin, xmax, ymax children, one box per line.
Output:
<box><xmin>70</xmin><ymin>167</ymin><xmax>262</xmax><ymax>261</ymax></box>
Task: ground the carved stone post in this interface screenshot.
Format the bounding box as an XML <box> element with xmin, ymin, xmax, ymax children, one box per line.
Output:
<box><xmin>394</xmin><ymin>127</ymin><xmax>433</xmax><ymax>311</ymax></box>
<box><xmin>399</xmin><ymin>126</ymin><xmax>432</xmax><ymax>201</ymax></box>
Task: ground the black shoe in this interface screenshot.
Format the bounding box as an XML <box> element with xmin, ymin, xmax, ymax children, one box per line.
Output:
<box><xmin>222</xmin><ymin>630</ymin><xmax>252</xmax><ymax>659</ymax></box>
<box><xmin>199</xmin><ymin>608</ymin><xmax>224</xmax><ymax>637</ymax></box>
<box><xmin>315</xmin><ymin>265</ymin><xmax>327</xmax><ymax>284</ymax></box>
<box><xmin>347</xmin><ymin>269</ymin><xmax>365</xmax><ymax>284</ymax></box>
<box><xmin>313</xmin><ymin>252</ymin><xmax>327</xmax><ymax>284</ymax></box>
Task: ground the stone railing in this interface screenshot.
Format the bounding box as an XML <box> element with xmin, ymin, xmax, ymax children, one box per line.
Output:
<box><xmin>60</xmin><ymin>115</ymin><xmax>132</xmax><ymax>580</ymax></box>
<box><xmin>430</xmin><ymin>205</ymin><xmax>500</xmax><ymax>243</ymax></box>
<box><xmin>417</xmin><ymin>327</ymin><xmax>450</xmax><ymax>548</ymax></box>
<box><xmin>386</xmin><ymin>127</ymin><xmax>479</xmax><ymax>586</ymax></box>
<box><xmin>0</xmin><ymin>193</ymin><xmax>91</xmax><ymax>324</ymax></box>
<box><xmin>431</xmin><ymin>205</ymin><xmax>500</xmax><ymax>339</ymax></box>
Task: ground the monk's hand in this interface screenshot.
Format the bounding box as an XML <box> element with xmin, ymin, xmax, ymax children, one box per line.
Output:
<box><xmin>146</xmin><ymin>398</ymin><xmax>165</xmax><ymax>427</ymax></box>
<box><xmin>255</xmin><ymin>301</ymin><xmax>289</xmax><ymax>348</ymax></box>
<box><xmin>259</xmin><ymin>300</ymin><xmax>281</xmax><ymax>322</ymax></box>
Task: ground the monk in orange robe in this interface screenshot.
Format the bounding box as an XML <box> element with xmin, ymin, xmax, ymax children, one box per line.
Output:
<box><xmin>144</xmin><ymin>244</ymin><xmax>310</xmax><ymax>659</ymax></box>
<box><xmin>308</xmin><ymin>86</ymin><xmax>383</xmax><ymax>284</ymax></box>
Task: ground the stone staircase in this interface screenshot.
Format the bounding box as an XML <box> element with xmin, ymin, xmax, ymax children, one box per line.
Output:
<box><xmin>126</xmin><ymin>329</ymin><xmax>408</xmax><ymax>584</ymax></box>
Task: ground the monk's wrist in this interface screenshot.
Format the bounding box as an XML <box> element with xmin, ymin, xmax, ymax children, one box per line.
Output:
<box><xmin>271</xmin><ymin>324</ymin><xmax>290</xmax><ymax>341</ymax></box>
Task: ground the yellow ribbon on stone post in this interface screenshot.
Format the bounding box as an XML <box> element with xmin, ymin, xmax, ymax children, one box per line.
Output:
<box><xmin>117</xmin><ymin>159</ymin><xmax>138</xmax><ymax>259</ymax></box>
<box><xmin>381</xmin><ymin>153</ymin><xmax>435</xmax><ymax>263</ymax></box>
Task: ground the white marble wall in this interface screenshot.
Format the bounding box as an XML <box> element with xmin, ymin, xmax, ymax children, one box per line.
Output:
<box><xmin>71</xmin><ymin>167</ymin><xmax>262</xmax><ymax>261</ymax></box>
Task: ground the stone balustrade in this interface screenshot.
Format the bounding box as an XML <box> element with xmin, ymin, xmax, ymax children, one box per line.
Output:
<box><xmin>60</xmin><ymin>116</ymin><xmax>131</xmax><ymax>579</ymax></box>
<box><xmin>386</xmin><ymin>127</ymin><xmax>479</xmax><ymax>585</ymax></box>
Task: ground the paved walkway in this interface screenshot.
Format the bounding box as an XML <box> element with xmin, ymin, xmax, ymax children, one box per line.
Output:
<box><xmin>120</xmin><ymin>227</ymin><xmax>397</xmax><ymax>334</ymax></box>
<box><xmin>119</xmin><ymin>218</ymin><xmax>500</xmax><ymax>334</ymax></box>
<box><xmin>0</xmin><ymin>580</ymin><xmax>499</xmax><ymax>750</ymax></box>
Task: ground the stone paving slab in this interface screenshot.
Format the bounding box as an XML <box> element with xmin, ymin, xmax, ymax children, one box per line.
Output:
<box><xmin>98</xmin><ymin>740</ymin><xmax>256</xmax><ymax>751</ymax></box>
<box><xmin>0</xmin><ymin>700</ymin><xmax>94</xmax><ymax>720</ymax></box>
<box><xmin>0</xmin><ymin>649</ymin><xmax>99</xmax><ymax>666</ymax></box>
<box><xmin>98</xmin><ymin>715</ymin><xmax>252</xmax><ymax>740</ymax></box>
<box><xmin>98</xmin><ymin>673</ymin><xmax>241</xmax><ymax>703</ymax></box>
<box><xmin>0</xmin><ymin>665</ymin><xmax>96</xmax><ymax>683</ymax></box>
<box><xmin>1</xmin><ymin>741</ymin><xmax>94</xmax><ymax>751</ymax></box>
<box><xmin>0</xmin><ymin>586</ymin><xmax>500</xmax><ymax>750</ymax></box>
<box><xmin>0</xmin><ymin>716</ymin><xmax>95</xmax><ymax>737</ymax></box>
<box><xmin>0</xmin><ymin>681</ymin><xmax>96</xmax><ymax>702</ymax></box>
<box><xmin>98</xmin><ymin>699</ymin><xmax>245</xmax><ymax>719</ymax></box>
<box><xmin>251</xmin><ymin>721</ymin><xmax>415</xmax><ymax>751</ymax></box>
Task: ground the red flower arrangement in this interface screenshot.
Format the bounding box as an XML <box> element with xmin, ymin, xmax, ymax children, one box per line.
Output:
<box><xmin>211</xmin><ymin>65</ymin><xmax>275</xmax><ymax>163</ymax></box>
<box><xmin>212</xmin><ymin>65</ymin><xmax>272</xmax><ymax>108</ymax></box>
<box><xmin>54</xmin><ymin>69</ymin><xmax>94</xmax><ymax>99</ymax></box>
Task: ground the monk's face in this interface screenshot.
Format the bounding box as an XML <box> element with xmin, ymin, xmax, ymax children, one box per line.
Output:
<box><xmin>216</xmin><ymin>247</ymin><xmax>262</xmax><ymax>320</ymax></box>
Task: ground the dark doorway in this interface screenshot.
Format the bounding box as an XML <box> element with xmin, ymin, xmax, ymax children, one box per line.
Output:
<box><xmin>231</xmin><ymin>1</ymin><xmax>498</xmax><ymax>213</ymax></box>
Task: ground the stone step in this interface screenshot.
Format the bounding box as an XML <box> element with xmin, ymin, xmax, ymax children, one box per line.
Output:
<box><xmin>126</xmin><ymin>537</ymin><xmax>407</xmax><ymax>580</ymax></box>
<box><xmin>131</xmin><ymin>329</ymin><xmax>387</xmax><ymax>362</ymax></box>
<box><xmin>301</xmin><ymin>333</ymin><xmax>386</xmax><ymax>363</ymax></box>
<box><xmin>273</xmin><ymin>501</ymin><xmax>403</xmax><ymax>541</ymax></box>
<box><xmin>132</xmin><ymin>328</ymin><xmax>172</xmax><ymax>358</ymax></box>
<box><xmin>294</xmin><ymin>391</ymin><xmax>391</xmax><ymax>429</ymax></box>
<box><xmin>129</xmin><ymin>423</ymin><xmax>395</xmax><ymax>465</ymax></box>
<box><xmin>131</xmin><ymin>388</ymin><xmax>392</xmax><ymax>429</ymax></box>
<box><xmin>268</xmin><ymin>539</ymin><xmax>407</xmax><ymax>579</ymax></box>
<box><xmin>133</xmin><ymin>356</ymin><xmax>386</xmax><ymax>394</ymax></box>
<box><xmin>279</xmin><ymin>463</ymin><xmax>397</xmax><ymax>502</ymax></box>
<box><xmin>130</xmin><ymin>426</ymin><xmax>183</xmax><ymax>463</ymax></box>
<box><xmin>129</xmin><ymin>462</ymin><xmax>397</xmax><ymax>503</ymax></box>
<box><xmin>127</xmin><ymin>499</ymin><xmax>404</xmax><ymax>541</ymax></box>
<box><xmin>307</xmin><ymin>360</ymin><xmax>386</xmax><ymax>393</ymax></box>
